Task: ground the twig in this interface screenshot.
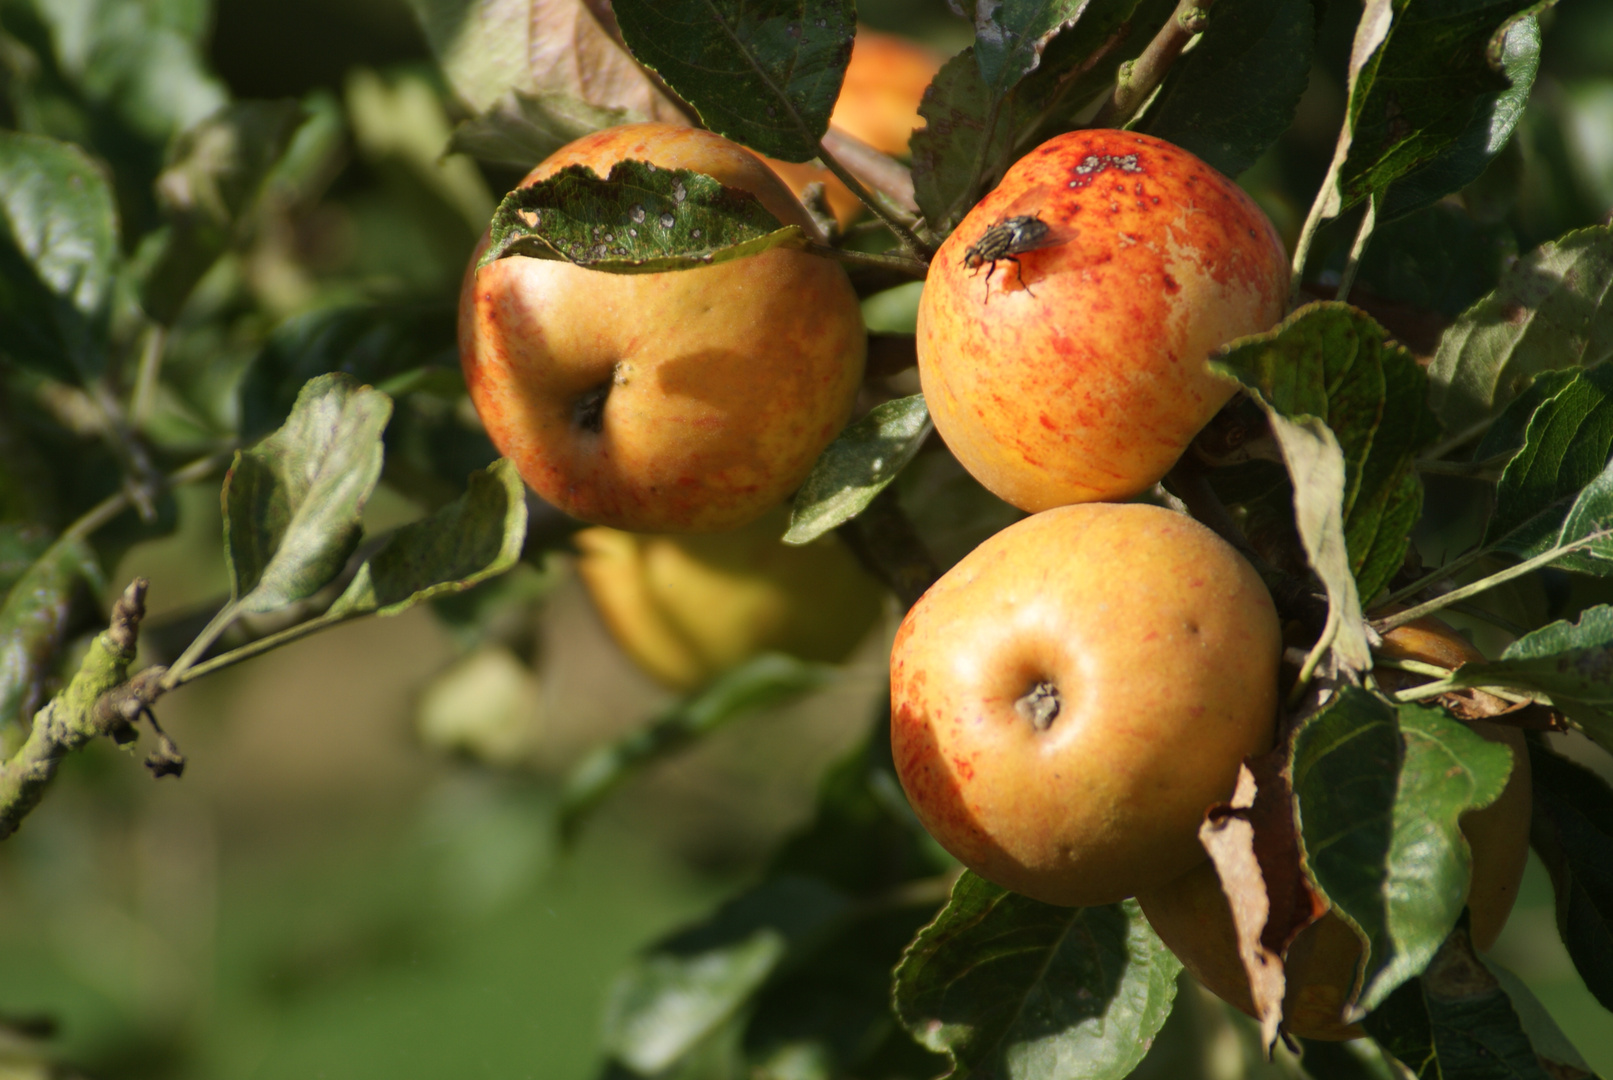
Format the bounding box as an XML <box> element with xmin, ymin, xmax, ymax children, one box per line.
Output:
<box><xmin>1373</xmin><ymin>529</ymin><xmax>1613</xmax><ymax>634</ymax></box>
<box><xmin>1334</xmin><ymin>196</ymin><xmax>1377</xmax><ymax>305</ymax></box>
<box><xmin>1093</xmin><ymin>0</ymin><xmax>1215</xmax><ymax>127</ymax></box>
<box><xmin>0</xmin><ymin>581</ymin><xmax>180</xmax><ymax>840</ymax></box>
<box><xmin>817</xmin><ymin>141</ymin><xmax>932</xmax><ymax>261</ymax></box>
<box><xmin>807</xmin><ymin>242</ymin><xmax>929</xmax><ymax>280</ymax></box>
<box><xmin>60</xmin><ymin>451</ymin><xmax>230</xmax><ymax>546</ymax></box>
<box><xmin>821</xmin><ymin>128</ymin><xmax>919</xmax><ymax>217</ymax></box>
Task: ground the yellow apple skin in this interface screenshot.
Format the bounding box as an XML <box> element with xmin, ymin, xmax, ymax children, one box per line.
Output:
<box><xmin>916</xmin><ymin>129</ymin><xmax>1290</xmax><ymax>513</ymax></box>
<box><xmin>1136</xmin><ymin>618</ymin><xmax>1532</xmax><ymax>1041</ymax></box>
<box><xmin>460</xmin><ymin>123</ymin><xmax>866</xmax><ymax>533</ymax></box>
<box><xmin>889</xmin><ymin>502</ymin><xmax>1281</xmax><ymax>907</ymax></box>
<box><xmin>573</xmin><ymin>510</ymin><xmax>885</xmax><ymax>691</ymax></box>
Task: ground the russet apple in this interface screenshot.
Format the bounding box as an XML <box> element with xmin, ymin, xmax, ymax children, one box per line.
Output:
<box><xmin>889</xmin><ymin>502</ymin><xmax>1282</xmax><ymax>907</ymax></box>
<box><xmin>1136</xmin><ymin>617</ymin><xmax>1532</xmax><ymax>1040</ymax></box>
<box><xmin>460</xmin><ymin>123</ymin><xmax>866</xmax><ymax>533</ymax></box>
<box><xmin>573</xmin><ymin>509</ymin><xmax>886</xmax><ymax>691</ymax></box>
<box><xmin>916</xmin><ymin>129</ymin><xmax>1290</xmax><ymax>512</ymax></box>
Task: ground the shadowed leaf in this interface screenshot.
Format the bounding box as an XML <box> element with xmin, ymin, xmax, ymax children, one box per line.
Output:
<box><xmin>1137</xmin><ymin>0</ymin><xmax>1314</xmax><ymax>178</ymax></box>
<box><xmin>1291</xmin><ymin>690</ymin><xmax>1514</xmax><ymax>1016</ymax></box>
<box><xmin>0</xmin><ymin>534</ymin><xmax>97</xmax><ymax>744</ymax></box>
<box><xmin>224</xmin><ymin>374</ymin><xmax>392</xmax><ymax>614</ymax></box>
<box><xmin>893</xmin><ymin>874</ymin><xmax>1180</xmax><ymax>1080</ymax></box>
<box><xmin>449</xmin><ymin>91</ymin><xmax>636</xmax><ymax>169</ymax></box>
<box><xmin>558</xmin><ymin>654</ymin><xmax>835</xmax><ymax>842</ymax></box>
<box><xmin>612</xmin><ymin>0</ymin><xmax>855</xmax><ymax>162</ymax></box>
<box><xmin>785</xmin><ymin>395</ymin><xmax>932</xmax><ymax>545</ymax></box>
<box><xmin>1525</xmin><ymin>743</ymin><xmax>1613</xmax><ymax>1015</ymax></box>
<box><xmin>482</xmin><ymin>161</ymin><xmax>810</xmax><ymax>272</ymax></box>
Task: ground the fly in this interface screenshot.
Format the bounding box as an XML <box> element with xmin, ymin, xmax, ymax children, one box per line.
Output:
<box><xmin>962</xmin><ymin>214</ymin><xmax>1055</xmax><ymax>299</ymax></box>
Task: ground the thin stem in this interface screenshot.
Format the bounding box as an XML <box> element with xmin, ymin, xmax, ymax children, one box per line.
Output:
<box><xmin>159</xmin><ymin>600</ymin><xmax>244</xmax><ymax>691</ymax></box>
<box><xmin>1373</xmin><ymin>528</ymin><xmax>1613</xmax><ymax>634</ymax></box>
<box><xmin>172</xmin><ymin>609</ymin><xmax>356</xmax><ymax>686</ymax></box>
<box><xmin>1421</xmin><ymin>418</ymin><xmax>1496</xmax><ymax>463</ymax></box>
<box><xmin>1375</xmin><ymin>657</ymin><xmax>1453</xmax><ymax>680</ymax></box>
<box><xmin>1416</xmin><ymin>458</ymin><xmax>1501</xmax><ymax>478</ymax></box>
<box><xmin>1287</xmin><ymin>609</ymin><xmax>1338</xmax><ymax>709</ymax></box>
<box><xmin>1093</xmin><ymin>0</ymin><xmax>1215</xmax><ymax>127</ymax></box>
<box><xmin>807</xmin><ymin>242</ymin><xmax>928</xmax><ymax>279</ymax></box>
<box><xmin>60</xmin><ymin>452</ymin><xmax>229</xmax><ymax>545</ymax></box>
<box><xmin>817</xmin><ymin>143</ymin><xmax>931</xmax><ymax>261</ymax></box>
<box><xmin>820</xmin><ymin>128</ymin><xmax>918</xmax><ymax>216</ymax></box>
<box><xmin>1393</xmin><ymin>677</ymin><xmax>1459</xmax><ymax>703</ymax></box>
<box><xmin>131</xmin><ymin>323</ymin><xmax>166</xmax><ymax>428</ymax></box>
<box><xmin>1373</xmin><ymin>543</ymin><xmax>1488</xmax><ymax>615</ymax></box>
<box><xmin>1334</xmin><ymin>195</ymin><xmax>1376</xmax><ymax>305</ymax></box>
<box><xmin>1289</xmin><ymin>182</ymin><xmax>1333</xmax><ymax>306</ymax></box>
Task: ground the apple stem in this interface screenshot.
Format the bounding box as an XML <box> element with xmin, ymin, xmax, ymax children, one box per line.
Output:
<box><xmin>1333</xmin><ymin>195</ymin><xmax>1378</xmax><ymax>306</ymax></box>
<box><xmin>1093</xmin><ymin>0</ymin><xmax>1216</xmax><ymax>128</ymax></box>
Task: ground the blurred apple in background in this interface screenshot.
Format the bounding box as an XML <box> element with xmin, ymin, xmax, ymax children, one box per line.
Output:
<box><xmin>573</xmin><ymin>511</ymin><xmax>888</xmax><ymax>692</ymax></box>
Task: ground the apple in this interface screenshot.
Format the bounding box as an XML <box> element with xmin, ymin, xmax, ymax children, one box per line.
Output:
<box><xmin>889</xmin><ymin>501</ymin><xmax>1282</xmax><ymax>907</ymax></box>
<box><xmin>1136</xmin><ymin>617</ymin><xmax>1532</xmax><ymax>1041</ymax></box>
<box><xmin>915</xmin><ymin>129</ymin><xmax>1290</xmax><ymax>512</ymax></box>
<box><xmin>460</xmin><ymin>123</ymin><xmax>867</xmax><ymax>533</ymax></box>
<box><xmin>573</xmin><ymin>509</ymin><xmax>886</xmax><ymax>691</ymax></box>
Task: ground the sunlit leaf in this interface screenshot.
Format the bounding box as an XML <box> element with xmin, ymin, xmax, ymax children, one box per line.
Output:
<box><xmin>328</xmin><ymin>458</ymin><xmax>527</xmax><ymax>619</ymax></box>
<box><xmin>1428</xmin><ymin>223</ymin><xmax>1613</xmax><ymax>436</ymax></box>
<box><xmin>893</xmin><ymin>875</ymin><xmax>1180</xmax><ymax>1080</ymax></box>
<box><xmin>224</xmin><ymin>374</ymin><xmax>392</xmax><ymax>613</ymax></box>
<box><xmin>785</xmin><ymin>395</ymin><xmax>931</xmax><ymax>545</ymax></box>
<box><xmin>482</xmin><ymin>162</ymin><xmax>810</xmax><ymax>272</ymax></box>
<box><xmin>612</xmin><ymin>0</ymin><xmax>855</xmax><ymax>163</ymax></box>
<box><xmin>0</xmin><ymin>131</ymin><xmax>119</xmax><ymax>381</ymax></box>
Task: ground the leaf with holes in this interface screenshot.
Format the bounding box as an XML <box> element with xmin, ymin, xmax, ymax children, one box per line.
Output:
<box><xmin>893</xmin><ymin>874</ymin><xmax>1180</xmax><ymax>1080</ymax></box>
<box><xmin>1291</xmin><ymin>690</ymin><xmax>1515</xmax><ymax>1016</ymax></box>
<box><xmin>224</xmin><ymin>374</ymin><xmax>392</xmax><ymax>614</ymax></box>
<box><xmin>611</xmin><ymin>0</ymin><xmax>855</xmax><ymax>162</ymax></box>
<box><xmin>482</xmin><ymin>162</ymin><xmax>811</xmax><ymax>272</ymax></box>
<box><xmin>1428</xmin><ymin>223</ymin><xmax>1613</xmax><ymax>436</ymax></box>
<box><xmin>785</xmin><ymin>395</ymin><xmax>932</xmax><ymax>545</ymax></box>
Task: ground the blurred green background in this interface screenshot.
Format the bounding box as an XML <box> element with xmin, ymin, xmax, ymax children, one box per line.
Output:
<box><xmin>3</xmin><ymin>0</ymin><xmax>1613</xmax><ymax>1076</ymax></box>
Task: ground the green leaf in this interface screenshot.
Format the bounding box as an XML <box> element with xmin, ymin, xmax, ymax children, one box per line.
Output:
<box><xmin>1135</xmin><ymin>0</ymin><xmax>1314</xmax><ymax>178</ymax></box>
<box><xmin>237</xmin><ymin>303</ymin><xmax>458</xmax><ymax>442</ymax></box>
<box><xmin>1213</xmin><ymin>302</ymin><xmax>1440</xmax><ymax>622</ymax></box>
<box><xmin>1428</xmin><ymin>223</ymin><xmax>1613</xmax><ymax>436</ymax></box>
<box><xmin>910</xmin><ymin>0</ymin><xmax>1162</xmax><ymax>237</ymax></box>
<box><xmin>1483</xmin><ymin>957</ymin><xmax>1601</xmax><ymax>1074</ymax></box>
<box><xmin>1446</xmin><ymin>606</ymin><xmax>1613</xmax><ymax>752</ymax></box>
<box><xmin>0</xmin><ymin>534</ymin><xmax>97</xmax><ymax>745</ymax></box>
<box><xmin>972</xmin><ymin>0</ymin><xmax>1107</xmax><ymax>91</ymax></box>
<box><xmin>1350</xmin><ymin>201</ymin><xmax>1518</xmax><ymax>319</ymax></box>
<box><xmin>0</xmin><ymin>131</ymin><xmax>119</xmax><ymax>381</ymax></box>
<box><xmin>139</xmin><ymin>100</ymin><xmax>307</xmax><ymax>325</ymax></box>
<box><xmin>1524</xmin><ymin>745</ymin><xmax>1613</xmax><ymax>1018</ymax></box>
<box><xmin>611</xmin><ymin>0</ymin><xmax>855</xmax><ymax>163</ymax></box>
<box><xmin>1482</xmin><ymin>361</ymin><xmax>1613</xmax><ymax>570</ymax></box>
<box><xmin>1361</xmin><ymin>916</ymin><xmax>1558</xmax><ymax>1080</ymax></box>
<box><xmin>1334</xmin><ymin>0</ymin><xmax>1545</xmax><ymax>224</ymax></box>
<box><xmin>223</xmin><ymin>374</ymin><xmax>392</xmax><ymax>614</ymax></box>
<box><xmin>482</xmin><ymin>162</ymin><xmax>810</xmax><ymax>273</ymax></box>
<box><xmin>1290</xmin><ymin>689</ymin><xmax>1514</xmax><ymax>1016</ymax></box>
<box><xmin>327</xmin><ymin>459</ymin><xmax>527</xmax><ymax>619</ymax></box>
<box><xmin>447</xmin><ymin>91</ymin><xmax>635</xmax><ymax>170</ymax></box>
<box><xmin>601</xmin><ymin>876</ymin><xmax>852</xmax><ymax>1075</ymax></box>
<box><xmin>557</xmin><ymin>654</ymin><xmax>835</xmax><ymax>842</ymax></box>
<box><xmin>892</xmin><ymin>875</ymin><xmax>1181</xmax><ymax>1080</ymax></box>
<box><xmin>784</xmin><ymin>395</ymin><xmax>931</xmax><ymax>545</ymax></box>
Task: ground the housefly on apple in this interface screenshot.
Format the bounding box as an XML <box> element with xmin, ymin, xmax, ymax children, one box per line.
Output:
<box><xmin>962</xmin><ymin>213</ymin><xmax>1058</xmax><ymax>299</ymax></box>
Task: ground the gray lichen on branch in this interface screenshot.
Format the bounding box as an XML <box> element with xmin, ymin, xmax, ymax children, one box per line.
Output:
<box><xmin>0</xmin><ymin>579</ymin><xmax>182</xmax><ymax>841</ymax></box>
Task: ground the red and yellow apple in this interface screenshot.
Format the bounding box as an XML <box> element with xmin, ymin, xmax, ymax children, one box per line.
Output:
<box><xmin>460</xmin><ymin>123</ymin><xmax>866</xmax><ymax>533</ymax></box>
<box><xmin>889</xmin><ymin>502</ymin><xmax>1282</xmax><ymax>907</ymax></box>
<box><xmin>916</xmin><ymin>129</ymin><xmax>1290</xmax><ymax>512</ymax></box>
<box><xmin>1136</xmin><ymin>617</ymin><xmax>1532</xmax><ymax>1040</ymax></box>
<box><xmin>574</xmin><ymin>510</ymin><xmax>886</xmax><ymax>691</ymax></box>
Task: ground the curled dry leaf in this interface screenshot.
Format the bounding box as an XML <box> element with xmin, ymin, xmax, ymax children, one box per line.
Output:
<box><xmin>1196</xmin><ymin>749</ymin><xmax>1328</xmax><ymax>1049</ymax></box>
